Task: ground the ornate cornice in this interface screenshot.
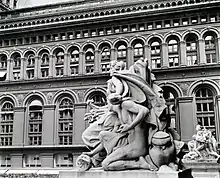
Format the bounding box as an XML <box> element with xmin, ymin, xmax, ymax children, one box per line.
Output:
<box><xmin>0</xmin><ymin>0</ymin><xmax>219</xmax><ymax>32</ymax></box>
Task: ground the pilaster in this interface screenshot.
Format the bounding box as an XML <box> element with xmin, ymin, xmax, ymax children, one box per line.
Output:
<box><xmin>79</xmin><ymin>52</ymin><xmax>84</xmax><ymax>75</ymax></box>
<box><xmin>6</xmin><ymin>59</ymin><xmax>12</xmax><ymax>81</ymax></box>
<box><xmin>179</xmin><ymin>41</ymin><xmax>187</xmax><ymax>66</ymax></box>
<box><xmin>217</xmin><ymin>37</ymin><xmax>220</xmax><ymax>63</ymax></box>
<box><xmin>144</xmin><ymin>44</ymin><xmax>151</xmax><ymax>70</ymax></box>
<box><xmin>110</xmin><ymin>48</ymin><xmax>116</xmax><ymax>61</ymax></box>
<box><xmin>23</xmin><ymin>57</ymin><xmax>27</xmax><ymax>80</ymax></box>
<box><xmin>161</xmin><ymin>43</ymin><xmax>169</xmax><ymax>68</ymax></box>
<box><xmin>20</xmin><ymin>57</ymin><xmax>25</xmax><ymax>80</ymax></box>
<box><xmin>127</xmin><ymin>46</ymin><xmax>133</xmax><ymax>68</ymax></box>
<box><xmin>49</xmin><ymin>54</ymin><xmax>53</xmax><ymax>77</ymax></box>
<box><xmin>10</xmin><ymin>58</ymin><xmax>14</xmax><ymax>81</ymax></box>
<box><xmin>198</xmin><ymin>39</ymin><xmax>206</xmax><ymax>65</ymax></box>
<box><xmin>12</xmin><ymin>107</ymin><xmax>26</xmax><ymax>146</ymax></box>
<box><xmin>177</xmin><ymin>97</ymin><xmax>196</xmax><ymax>142</ymax></box>
<box><xmin>94</xmin><ymin>50</ymin><xmax>100</xmax><ymax>73</ymax></box>
<box><xmin>42</xmin><ymin>105</ymin><xmax>56</xmax><ymax>145</ymax></box>
<box><xmin>64</xmin><ymin>53</ymin><xmax>69</xmax><ymax>76</ymax></box>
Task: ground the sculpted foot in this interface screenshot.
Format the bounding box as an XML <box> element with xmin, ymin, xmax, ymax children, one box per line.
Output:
<box><xmin>138</xmin><ymin>156</ymin><xmax>152</xmax><ymax>170</ymax></box>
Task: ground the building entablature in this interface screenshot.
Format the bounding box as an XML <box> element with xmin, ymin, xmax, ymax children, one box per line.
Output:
<box><xmin>0</xmin><ymin>0</ymin><xmax>219</xmax><ymax>31</ymax></box>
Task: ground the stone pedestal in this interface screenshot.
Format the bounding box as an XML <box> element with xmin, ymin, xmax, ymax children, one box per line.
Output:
<box><xmin>184</xmin><ymin>161</ymin><xmax>220</xmax><ymax>178</ymax></box>
<box><xmin>59</xmin><ymin>166</ymin><xmax>192</xmax><ymax>178</ymax></box>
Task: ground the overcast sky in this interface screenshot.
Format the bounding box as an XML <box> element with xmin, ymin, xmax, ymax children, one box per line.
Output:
<box><xmin>18</xmin><ymin>0</ymin><xmax>72</xmax><ymax>8</ymax></box>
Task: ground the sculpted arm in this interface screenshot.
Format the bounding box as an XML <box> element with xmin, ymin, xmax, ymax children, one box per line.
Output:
<box><xmin>120</xmin><ymin>100</ymin><xmax>149</xmax><ymax>132</ymax></box>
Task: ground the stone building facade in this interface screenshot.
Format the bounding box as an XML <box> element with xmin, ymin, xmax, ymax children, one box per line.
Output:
<box><xmin>0</xmin><ymin>0</ymin><xmax>17</xmax><ymax>11</ymax></box>
<box><xmin>0</xmin><ymin>0</ymin><xmax>219</xmax><ymax>169</ymax></box>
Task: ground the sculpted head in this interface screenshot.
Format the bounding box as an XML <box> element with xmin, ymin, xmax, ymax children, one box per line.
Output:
<box><xmin>108</xmin><ymin>93</ymin><xmax>122</xmax><ymax>105</ymax></box>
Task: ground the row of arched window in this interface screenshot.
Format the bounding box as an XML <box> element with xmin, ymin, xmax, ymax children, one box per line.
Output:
<box><xmin>0</xmin><ymin>83</ymin><xmax>218</xmax><ymax>146</ymax></box>
<box><xmin>0</xmin><ymin>91</ymin><xmax>107</xmax><ymax>146</ymax></box>
<box><xmin>0</xmin><ymin>30</ymin><xmax>219</xmax><ymax>80</ymax></box>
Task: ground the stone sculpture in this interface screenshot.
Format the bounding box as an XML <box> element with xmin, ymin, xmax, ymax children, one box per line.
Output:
<box><xmin>183</xmin><ymin>125</ymin><xmax>220</xmax><ymax>163</ymax></box>
<box><xmin>76</xmin><ymin>58</ymin><xmax>185</xmax><ymax>171</ymax></box>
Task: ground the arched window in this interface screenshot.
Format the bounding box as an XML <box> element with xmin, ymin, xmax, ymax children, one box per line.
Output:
<box><xmin>162</xmin><ymin>86</ymin><xmax>178</xmax><ymax>131</ymax></box>
<box><xmin>185</xmin><ymin>34</ymin><xmax>198</xmax><ymax>66</ymax></box>
<box><xmin>150</xmin><ymin>40</ymin><xmax>161</xmax><ymax>69</ymax></box>
<box><xmin>0</xmin><ymin>101</ymin><xmax>14</xmax><ymax>146</ymax></box>
<box><xmin>28</xmin><ymin>100</ymin><xmax>43</xmax><ymax>145</ymax></box>
<box><xmin>87</xmin><ymin>91</ymin><xmax>107</xmax><ymax>107</ymax></box>
<box><xmin>85</xmin><ymin>48</ymin><xmax>95</xmax><ymax>74</ymax></box>
<box><xmin>58</xmin><ymin>98</ymin><xmax>74</xmax><ymax>145</ymax></box>
<box><xmin>27</xmin><ymin>54</ymin><xmax>35</xmax><ymax>66</ymax></box>
<box><xmin>56</xmin><ymin>52</ymin><xmax>64</xmax><ymax>64</ymax></box>
<box><xmin>0</xmin><ymin>55</ymin><xmax>7</xmax><ymax>69</ymax></box>
<box><xmin>204</xmin><ymin>34</ymin><xmax>217</xmax><ymax>64</ymax></box>
<box><xmin>133</xmin><ymin>43</ymin><xmax>144</xmax><ymax>62</ymax></box>
<box><xmin>41</xmin><ymin>53</ymin><xmax>49</xmax><ymax>65</ymax></box>
<box><xmin>101</xmin><ymin>47</ymin><xmax>111</xmax><ymax>73</ymax></box>
<box><xmin>195</xmin><ymin>87</ymin><xmax>216</xmax><ymax>138</ymax></box>
<box><xmin>12</xmin><ymin>53</ymin><xmax>21</xmax><ymax>80</ymax></box>
<box><xmin>41</xmin><ymin>53</ymin><xmax>49</xmax><ymax>78</ymax></box>
<box><xmin>26</xmin><ymin>54</ymin><xmax>35</xmax><ymax>79</ymax></box>
<box><xmin>168</xmin><ymin>39</ymin><xmax>179</xmax><ymax>67</ymax></box>
<box><xmin>70</xmin><ymin>49</ymin><xmax>79</xmax><ymax>76</ymax></box>
<box><xmin>117</xmin><ymin>45</ymin><xmax>127</xmax><ymax>60</ymax></box>
<box><xmin>55</xmin><ymin>51</ymin><xmax>64</xmax><ymax>77</ymax></box>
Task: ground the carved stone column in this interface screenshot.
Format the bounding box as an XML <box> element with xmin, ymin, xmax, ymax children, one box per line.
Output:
<box><xmin>34</xmin><ymin>56</ymin><xmax>39</xmax><ymax>78</ymax></box>
<box><xmin>67</xmin><ymin>53</ymin><xmax>71</xmax><ymax>76</ymax></box>
<box><xmin>217</xmin><ymin>37</ymin><xmax>220</xmax><ymax>63</ymax></box>
<box><xmin>20</xmin><ymin>57</ymin><xmax>25</xmax><ymax>80</ymax></box>
<box><xmin>49</xmin><ymin>54</ymin><xmax>55</xmax><ymax>77</ymax></box>
<box><xmin>6</xmin><ymin>58</ymin><xmax>11</xmax><ymax>81</ymax></box>
<box><xmin>198</xmin><ymin>39</ymin><xmax>206</xmax><ymax>65</ymax></box>
<box><xmin>179</xmin><ymin>41</ymin><xmax>187</xmax><ymax>66</ymax></box>
<box><xmin>127</xmin><ymin>46</ymin><xmax>133</xmax><ymax>68</ymax></box>
<box><xmin>10</xmin><ymin>58</ymin><xmax>14</xmax><ymax>80</ymax></box>
<box><xmin>110</xmin><ymin>48</ymin><xmax>116</xmax><ymax>61</ymax></box>
<box><xmin>79</xmin><ymin>51</ymin><xmax>84</xmax><ymax>75</ymax></box>
<box><xmin>37</xmin><ymin>56</ymin><xmax>41</xmax><ymax>78</ymax></box>
<box><xmin>161</xmin><ymin>43</ymin><xmax>169</xmax><ymax>68</ymax></box>
<box><xmin>23</xmin><ymin>57</ymin><xmax>28</xmax><ymax>80</ymax></box>
<box><xmin>64</xmin><ymin>53</ymin><xmax>69</xmax><ymax>76</ymax></box>
<box><xmin>94</xmin><ymin>50</ymin><xmax>100</xmax><ymax>73</ymax></box>
<box><xmin>144</xmin><ymin>44</ymin><xmax>151</xmax><ymax>69</ymax></box>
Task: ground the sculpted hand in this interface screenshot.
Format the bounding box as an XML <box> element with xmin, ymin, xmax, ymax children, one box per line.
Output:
<box><xmin>119</xmin><ymin>124</ymin><xmax>130</xmax><ymax>133</ymax></box>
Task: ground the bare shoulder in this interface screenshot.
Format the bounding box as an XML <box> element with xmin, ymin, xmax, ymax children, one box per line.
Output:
<box><xmin>121</xmin><ymin>100</ymin><xmax>140</xmax><ymax>110</ymax></box>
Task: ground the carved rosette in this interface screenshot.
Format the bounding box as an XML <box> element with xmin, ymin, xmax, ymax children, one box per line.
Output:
<box><xmin>46</xmin><ymin>92</ymin><xmax>53</xmax><ymax>104</ymax></box>
<box><xmin>17</xmin><ymin>94</ymin><xmax>24</xmax><ymax>106</ymax></box>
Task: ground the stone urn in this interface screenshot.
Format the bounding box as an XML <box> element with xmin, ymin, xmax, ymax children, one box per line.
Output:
<box><xmin>149</xmin><ymin>131</ymin><xmax>176</xmax><ymax>168</ymax></box>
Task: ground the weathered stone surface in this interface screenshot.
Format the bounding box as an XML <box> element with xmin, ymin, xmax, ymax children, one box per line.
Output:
<box><xmin>59</xmin><ymin>166</ymin><xmax>192</xmax><ymax>178</ymax></box>
<box><xmin>184</xmin><ymin>162</ymin><xmax>220</xmax><ymax>178</ymax></box>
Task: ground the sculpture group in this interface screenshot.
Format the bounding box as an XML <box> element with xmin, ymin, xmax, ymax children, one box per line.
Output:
<box><xmin>76</xmin><ymin>58</ymin><xmax>185</xmax><ymax>171</ymax></box>
<box><xmin>183</xmin><ymin>125</ymin><xmax>220</xmax><ymax>162</ymax></box>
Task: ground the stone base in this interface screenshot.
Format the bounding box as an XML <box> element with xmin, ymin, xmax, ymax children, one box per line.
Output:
<box><xmin>183</xmin><ymin>161</ymin><xmax>220</xmax><ymax>178</ymax></box>
<box><xmin>59</xmin><ymin>166</ymin><xmax>192</xmax><ymax>178</ymax></box>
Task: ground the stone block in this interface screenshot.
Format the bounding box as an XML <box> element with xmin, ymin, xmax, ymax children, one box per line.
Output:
<box><xmin>184</xmin><ymin>161</ymin><xmax>220</xmax><ymax>178</ymax></box>
<box><xmin>59</xmin><ymin>166</ymin><xmax>192</xmax><ymax>178</ymax></box>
